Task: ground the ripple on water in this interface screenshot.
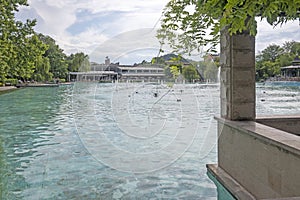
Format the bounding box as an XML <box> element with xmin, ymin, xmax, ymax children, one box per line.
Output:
<box><xmin>7</xmin><ymin>83</ymin><xmax>297</xmax><ymax>199</ymax></box>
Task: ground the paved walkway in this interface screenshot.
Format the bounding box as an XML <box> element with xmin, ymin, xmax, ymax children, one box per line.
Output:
<box><xmin>0</xmin><ymin>86</ymin><xmax>17</xmax><ymax>91</ymax></box>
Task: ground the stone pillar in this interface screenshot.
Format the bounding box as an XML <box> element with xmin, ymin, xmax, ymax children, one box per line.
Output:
<box><xmin>220</xmin><ymin>29</ymin><xmax>256</xmax><ymax>120</ymax></box>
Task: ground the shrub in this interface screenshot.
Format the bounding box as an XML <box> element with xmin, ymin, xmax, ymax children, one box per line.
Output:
<box><xmin>59</xmin><ymin>78</ymin><xmax>66</xmax><ymax>83</ymax></box>
<box><xmin>5</xmin><ymin>78</ymin><xmax>18</xmax><ymax>86</ymax></box>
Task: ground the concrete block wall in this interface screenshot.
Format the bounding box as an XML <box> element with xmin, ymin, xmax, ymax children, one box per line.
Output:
<box><xmin>220</xmin><ymin>29</ymin><xmax>256</xmax><ymax>120</ymax></box>
<box><xmin>215</xmin><ymin>26</ymin><xmax>300</xmax><ymax>199</ymax></box>
<box><xmin>217</xmin><ymin>118</ymin><xmax>300</xmax><ymax>199</ymax></box>
<box><xmin>256</xmin><ymin>116</ymin><xmax>300</xmax><ymax>136</ymax></box>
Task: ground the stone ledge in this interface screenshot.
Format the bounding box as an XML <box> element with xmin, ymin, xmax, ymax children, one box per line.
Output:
<box><xmin>207</xmin><ymin>164</ymin><xmax>256</xmax><ymax>200</ymax></box>
<box><xmin>0</xmin><ymin>86</ymin><xmax>16</xmax><ymax>91</ymax></box>
<box><xmin>256</xmin><ymin>115</ymin><xmax>300</xmax><ymax>136</ymax></box>
<box><xmin>207</xmin><ymin>164</ymin><xmax>300</xmax><ymax>200</ymax></box>
<box><xmin>214</xmin><ymin>116</ymin><xmax>300</xmax><ymax>157</ymax></box>
<box><xmin>256</xmin><ymin>115</ymin><xmax>300</xmax><ymax>121</ymax></box>
<box><xmin>261</xmin><ymin>198</ymin><xmax>300</xmax><ymax>200</ymax></box>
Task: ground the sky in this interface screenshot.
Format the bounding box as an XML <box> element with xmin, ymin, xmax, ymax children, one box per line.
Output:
<box><xmin>16</xmin><ymin>0</ymin><xmax>300</xmax><ymax>64</ymax></box>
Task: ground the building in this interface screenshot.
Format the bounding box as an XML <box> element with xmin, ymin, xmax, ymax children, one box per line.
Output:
<box><xmin>118</xmin><ymin>64</ymin><xmax>165</xmax><ymax>81</ymax></box>
<box><xmin>68</xmin><ymin>60</ymin><xmax>165</xmax><ymax>82</ymax></box>
<box><xmin>281</xmin><ymin>57</ymin><xmax>300</xmax><ymax>81</ymax></box>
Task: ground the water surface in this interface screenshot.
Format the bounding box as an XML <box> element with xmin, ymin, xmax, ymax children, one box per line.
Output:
<box><xmin>0</xmin><ymin>81</ymin><xmax>298</xmax><ymax>199</ymax></box>
<box><xmin>0</xmin><ymin>83</ymin><xmax>219</xmax><ymax>199</ymax></box>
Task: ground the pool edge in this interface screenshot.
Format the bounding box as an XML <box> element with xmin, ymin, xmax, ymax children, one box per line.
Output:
<box><xmin>206</xmin><ymin>164</ymin><xmax>256</xmax><ymax>200</ymax></box>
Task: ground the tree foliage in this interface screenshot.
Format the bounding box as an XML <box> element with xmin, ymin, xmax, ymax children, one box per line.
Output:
<box><xmin>256</xmin><ymin>41</ymin><xmax>300</xmax><ymax>81</ymax></box>
<box><xmin>37</xmin><ymin>34</ymin><xmax>90</xmax><ymax>80</ymax></box>
<box><xmin>158</xmin><ymin>0</ymin><xmax>300</xmax><ymax>54</ymax></box>
<box><xmin>182</xmin><ymin>65</ymin><xmax>199</xmax><ymax>82</ymax></box>
<box><xmin>256</xmin><ymin>45</ymin><xmax>283</xmax><ymax>62</ymax></box>
<box><xmin>33</xmin><ymin>55</ymin><xmax>52</xmax><ymax>82</ymax></box>
<box><xmin>170</xmin><ymin>65</ymin><xmax>180</xmax><ymax>80</ymax></box>
<box><xmin>152</xmin><ymin>53</ymin><xmax>218</xmax><ymax>82</ymax></box>
<box><xmin>0</xmin><ymin>1</ymin><xmax>90</xmax><ymax>84</ymax></box>
<box><xmin>67</xmin><ymin>53</ymin><xmax>90</xmax><ymax>72</ymax></box>
<box><xmin>0</xmin><ymin>0</ymin><xmax>42</xmax><ymax>83</ymax></box>
<box><xmin>204</xmin><ymin>62</ymin><xmax>219</xmax><ymax>82</ymax></box>
<box><xmin>37</xmin><ymin>34</ymin><xmax>69</xmax><ymax>79</ymax></box>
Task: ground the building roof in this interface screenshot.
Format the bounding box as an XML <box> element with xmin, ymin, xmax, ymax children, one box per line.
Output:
<box><xmin>281</xmin><ymin>65</ymin><xmax>300</xmax><ymax>69</ymax></box>
<box><xmin>281</xmin><ymin>57</ymin><xmax>300</xmax><ymax>69</ymax></box>
<box><xmin>292</xmin><ymin>56</ymin><xmax>300</xmax><ymax>63</ymax></box>
<box><xmin>118</xmin><ymin>67</ymin><xmax>164</xmax><ymax>71</ymax></box>
<box><xmin>69</xmin><ymin>71</ymin><xmax>117</xmax><ymax>75</ymax></box>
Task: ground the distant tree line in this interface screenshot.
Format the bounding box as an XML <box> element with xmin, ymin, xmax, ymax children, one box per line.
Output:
<box><xmin>152</xmin><ymin>54</ymin><xmax>220</xmax><ymax>83</ymax></box>
<box><xmin>152</xmin><ymin>41</ymin><xmax>300</xmax><ymax>83</ymax></box>
<box><xmin>0</xmin><ymin>1</ymin><xmax>89</xmax><ymax>85</ymax></box>
<box><xmin>195</xmin><ymin>55</ymin><xmax>220</xmax><ymax>82</ymax></box>
<box><xmin>256</xmin><ymin>41</ymin><xmax>300</xmax><ymax>81</ymax></box>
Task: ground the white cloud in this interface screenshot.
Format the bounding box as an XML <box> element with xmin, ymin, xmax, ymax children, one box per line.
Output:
<box><xmin>17</xmin><ymin>1</ymin><xmax>300</xmax><ymax>62</ymax></box>
<box><xmin>256</xmin><ymin>19</ymin><xmax>300</xmax><ymax>53</ymax></box>
<box><xmin>18</xmin><ymin>0</ymin><xmax>169</xmax><ymax>59</ymax></box>
<box><xmin>56</xmin><ymin>27</ymin><xmax>109</xmax><ymax>55</ymax></box>
<box><xmin>80</xmin><ymin>0</ymin><xmax>168</xmax><ymax>13</ymax></box>
<box><xmin>89</xmin><ymin>28</ymin><xmax>162</xmax><ymax>64</ymax></box>
<box><xmin>26</xmin><ymin>0</ymin><xmax>76</xmax><ymax>32</ymax></box>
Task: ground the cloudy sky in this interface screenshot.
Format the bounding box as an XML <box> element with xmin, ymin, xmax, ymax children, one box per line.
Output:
<box><xmin>16</xmin><ymin>0</ymin><xmax>300</xmax><ymax>64</ymax></box>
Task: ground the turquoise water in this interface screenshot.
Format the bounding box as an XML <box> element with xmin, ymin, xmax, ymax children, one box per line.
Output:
<box><xmin>256</xmin><ymin>82</ymin><xmax>300</xmax><ymax>116</ymax></box>
<box><xmin>0</xmin><ymin>83</ymin><xmax>219</xmax><ymax>199</ymax></box>
<box><xmin>0</xmin><ymin>82</ymin><xmax>299</xmax><ymax>199</ymax></box>
<box><xmin>207</xmin><ymin>172</ymin><xmax>236</xmax><ymax>200</ymax></box>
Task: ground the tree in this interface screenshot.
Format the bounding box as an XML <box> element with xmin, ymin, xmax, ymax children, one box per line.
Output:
<box><xmin>67</xmin><ymin>52</ymin><xmax>90</xmax><ymax>72</ymax></box>
<box><xmin>291</xmin><ymin>43</ymin><xmax>300</xmax><ymax>56</ymax></box>
<box><xmin>257</xmin><ymin>45</ymin><xmax>283</xmax><ymax>62</ymax></box>
<box><xmin>283</xmin><ymin>41</ymin><xmax>300</xmax><ymax>56</ymax></box>
<box><xmin>37</xmin><ymin>34</ymin><xmax>68</xmax><ymax>79</ymax></box>
<box><xmin>158</xmin><ymin>0</ymin><xmax>300</xmax><ymax>54</ymax></box>
<box><xmin>33</xmin><ymin>56</ymin><xmax>52</xmax><ymax>82</ymax></box>
<box><xmin>11</xmin><ymin>34</ymin><xmax>48</xmax><ymax>81</ymax></box>
<box><xmin>278</xmin><ymin>53</ymin><xmax>294</xmax><ymax>67</ymax></box>
<box><xmin>256</xmin><ymin>60</ymin><xmax>281</xmax><ymax>80</ymax></box>
<box><xmin>164</xmin><ymin>65</ymin><xmax>173</xmax><ymax>79</ymax></box>
<box><xmin>182</xmin><ymin>65</ymin><xmax>200</xmax><ymax>82</ymax></box>
<box><xmin>78</xmin><ymin>55</ymin><xmax>91</xmax><ymax>72</ymax></box>
<box><xmin>170</xmin><ymin>65</ymin><xmax>180</xmax><ymax>80</ymax></box>
<box><xmin>255</xmin><ymin>42</ymin><xmax>300</xmax><ymax>81</ymax></box>
<box><xmin>0</xmin><ymin>1</ymin><xmax>91</xmax><ymax>83</ymax></box>
<box><xmin>0</xmin><ymin>0</ymin><xmax>41</xmax><ymax>83</ymax></box>
<box><xmin>151</xmin><ymin>57</ymin><xmax>166</xmax><ymax>64</ymax></box>
<box><xmin>194</xmin><ymin>61</ymin><xmax>207</xmax><ymax>79</ymax></box>
<box><xmin>204</xmin><ymin>62</ymin><xmax>218</xmax><ymax>82</ymax></box>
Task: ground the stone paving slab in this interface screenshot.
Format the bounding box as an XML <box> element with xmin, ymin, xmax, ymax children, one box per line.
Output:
<box><xmin>0</xmin><ymin>86</ymin><xmax>17</xmax><ymax>91</ymax></box>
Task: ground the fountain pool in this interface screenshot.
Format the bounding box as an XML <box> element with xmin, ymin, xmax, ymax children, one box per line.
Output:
<box><xmin>0</xmin><ymin>81</ymin><xmax>299</xmax><ymax>199</ymax></box>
